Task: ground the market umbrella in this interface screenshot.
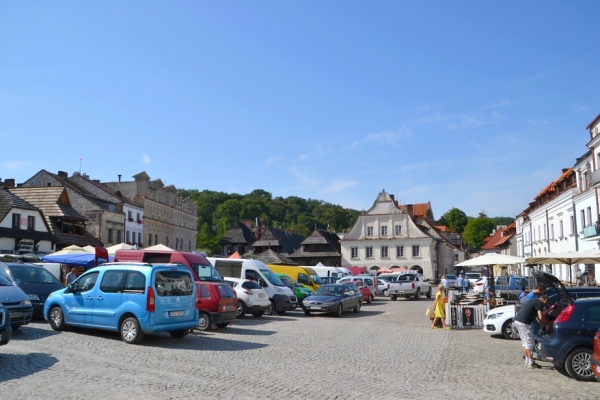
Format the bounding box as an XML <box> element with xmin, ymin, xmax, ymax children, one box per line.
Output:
<box><xmin>145</xmin><ymin>244</ymin><xmax>174</xmax><ymax>251</ymax></box>
<box><xmin>39</xmin><ymin>253</ymin><xmax>97</xmax><ymax>268</ymax></box>
<box><xmin>106</xmin><ymin>243</ymin><xmax>134</xmax><ymax>255</ymax></box>
<box><xmin>82</xmin><ymin>245</ymin><xmax>97</xmax><ymax>253</ymax></box>
<box><xmin>455</xmin><ymin>253</ymin><xmax>525</xmax><ymax>267</ymax></box>
<box><xmin>45</xmin><ymin>245</ymin><xmax>94</xmax><ymax>257</ymax></box>
<box><xmin>525</xmin><ymin>251</ymin><xmax>600</xmax><ymax>286</ymax></box>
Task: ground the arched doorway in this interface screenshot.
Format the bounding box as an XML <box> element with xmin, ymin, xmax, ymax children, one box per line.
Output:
<box><xmin>370</xmin><ymin>266</ymin><xmax>380</xmax><ymax>273</ymax></box>
<box><xmin>410</xmin><ymin>265</ymin><xmax>423</xmax><ymax>274</ymax></box>
<box><xmin>390</xmin><ymin>266</ymin><xmax>401</xmax><ymax>270</ymax></box>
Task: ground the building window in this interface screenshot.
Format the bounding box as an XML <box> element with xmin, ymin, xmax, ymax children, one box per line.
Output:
<box><xmin>454</xmin><ymin>254</ymin><xmax>458</xmax><ymax>261</ymax></box>
<box><xmin>126</xmin><ymin>231</ymin><xmax>130</xmax><ymax>244</ymax></box>
<box><xmin>570</xmin><ymin>216</ymin><xmax>574</xmax><ymax>234</ymax></box>
<box><xmin>412</xmin><ymin>245</ymin><xmax>420</xmax><ymax>257</ymax></box>
<box><xmin>27</xmin><ymin>216</ymin><xmax>35</xmax><ymax>230</ymax></box>
<box><xmin>155</xmin><ymin>234</ymin><xmax>158</xmax><ymax>245</ymax></box>
<box><xmin>136</xmin><ymin>213</ymin><xmax>141</xmax><ymax>222</ymax></box>
<box><xmin>148</xmin><ymin>233</ymin><xmax>152</xmax><ymax>246</ymax></box>
<box><xmin>581</xmin><ymin>210</ymin><xmax>586</xmax><ymax>229</ymax></box>
<box><xmin>396</xmin><ymin>246</ymin><xmax>404</xmax><ymax>257</ymax></box>
<box><xmin>128</xmin><ymin>210</ymin><xmax>133</xmax><ymax>222</ymax></box>
<box><xmin>12</xmin><ymin>213</ymin><xmax>20</xmax><ymax>229</ymax></box>
<box><xmin>366</xmin><ymin>247</ymin><xmax>373</xmax><ymax>258</ymax></box>
<box><xmin>587</xmin><ymin>207</ymin><xmax>592</xmax><ymax>228</ymax></box>
<box><xmin>395</xmin><ymin>225</ymin><xmax>402</xmax><ymax>235</ymax></box>
<box><xmin>550</xmin><ymin>224</ymin><xmax>554</xmax><ymax>240</ymax></box>
<box><xmin>108</xmin><ymin>228</ymin><xmax>113</xmax><ymax>243</ymax></box>
<box><xmin>543</xmin><ymin>224</ymin><xmax>546</xmax><ymax>240</ymax></box>
<box><xmin>116</xmin><ymin>230</ymin><xmax>122</xmax><ymax>243</ymax></box>
<box><xmin>583</xmin><ymin>172</ymin><xmax>588</xmax><ymax>190</ymax></box>
<box><xmin>381</xmin><ymin>246</ymin><xmax>388</xmax><ymax>258</ymax></box>
<box><xmin>166</xmin><ymin>237</ymin><xmax>169</xmax><ymax>246</ymax></box>
<box><xmin>366</xmin><ymin>226</ymin><xmax>373</xmax><ymax>236</ymax></box>
<box><xmin>351</xmin><ymin>247</ymin><xmax>358</xmax><ymax>258</ymax></box>
<box><xmin>559</xmin><ymin>220</ymin><xmax>564</xmax><ymax>238</ymax></box>
<box><xmin>381</xmin><ymin>226</ymin><xmax>388</xmax><ymax>236</ymax></box>
<box><xmin>138</xmin><ymin>232</ymin><xmax>142</xmax><ymax>246</ymax></box>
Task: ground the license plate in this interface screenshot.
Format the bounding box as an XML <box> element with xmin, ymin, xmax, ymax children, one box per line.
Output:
<box><xmin>10</xmin><ymin>312</ymin><xmax>21</xmax><ymax>319</ymax></box>
<box><xmin>169</xmin><ymin>311</ymin><xmax>185</xmax><ymax>317</ymax></box>
<box><xmin>311</xmin><ymin>306</ymin><xmax>321</xmax><ymax>310</ymax></box>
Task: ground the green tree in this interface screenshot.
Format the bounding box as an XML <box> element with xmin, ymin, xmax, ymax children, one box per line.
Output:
<box><xmin>425</xmin><ymin>208</ymin><xmax>434</xmax><ymax>221</ymax></box>
<box><xmin>462</xmin><ymin>211</ymin><xmax>495</xmax><ymax>249</ymax></box>
<box><xmin>196</xmin><ymin>223</ymin><xmax>221</xmax><ymax>255</ymax></box>
<box><xmin>442</xmin><ymin>207</ymin><xmax>468</xmax><ymax>234</ymax></box>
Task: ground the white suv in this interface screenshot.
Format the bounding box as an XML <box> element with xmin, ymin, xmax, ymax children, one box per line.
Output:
<box><xmin>337</xmin><ymin>275</ymin><xmax>377</xmax><ymax>298</ymax></box>
<box><xmin>224</xmin><ymin>278</ymin><xmax>271</xmax><ymax>318</ymax></box>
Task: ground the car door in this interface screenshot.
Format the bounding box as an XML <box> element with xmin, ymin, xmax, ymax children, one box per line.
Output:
<box><xmin>64</xmin><ymin>271</ymin><xmax>99</xmax><ymax>325</ymax></box>
<box><xmin>92</xmin><ymin>269</ymin><xmax>125</xmax><ymax>328</ymax></box>
<box><xmin>343</xmin><ymin>286</ymin><xmax>358</xmax><ymax>309</ymax></box>
<box><xmin>583</xmin><ymin>304</ymin><xmax>600</xmax><ymax>342</ymax></box>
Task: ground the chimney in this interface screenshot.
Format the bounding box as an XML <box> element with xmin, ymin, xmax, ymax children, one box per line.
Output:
<box><xmin>118</xmin><ymin>174</ymin><xmax>122</xmax><ymax>182</ymax></box>
<box><xmin>58</xmin><ymin>171</ymin><xmax>68</xmax><ymax>178</ymax></box>
<box><xmin>4</xmin><ymin>179</ymin><xmax>15</xmax><ymax>188</ymax></box>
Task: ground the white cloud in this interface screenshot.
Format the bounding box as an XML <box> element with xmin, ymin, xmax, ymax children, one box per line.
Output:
<box><xmin>142</xmin><ymin>154</ymin><xmax>152</xmax><ymax>164</ymax></box>
<box><xmin>344</xmin><ymin>128</ymin><xmax>411</xmax><ymax>150</ymax></box>
<box><xmin>406</xmin><ymin>186</ymin><xmax>432</xmax><ymax>194</ymax></box>
<box><xmin>263</xmin><ymin>156</ymin><xmax>283</xmax><ymax>166</ymax></box>
<box><xmin>323</xmin><ymin>179</ymin><xmax>359</xmax><ymax>194</ymax></box>
<box><xmin>2</xmin><ymin>161</ymin><xmax>25</xmax><ymax>170</ymax></box>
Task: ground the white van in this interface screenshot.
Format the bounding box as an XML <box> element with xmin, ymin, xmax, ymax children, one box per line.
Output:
<box><xmin>311</xmin><ymin>266</ymin><xmax>345</xmax><ymax>280</ymax></box>
<box><xmin>207</xmin><ymin>258</ymin><xmax>297</xmax><ymax>315</ymax></box>
<box><xmin>338</xmin><ymin>267</ymin><xmax>353</xmax><ymax>277</ymax></box>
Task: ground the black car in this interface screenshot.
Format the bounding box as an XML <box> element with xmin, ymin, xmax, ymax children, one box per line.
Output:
<box><xmin>6</xmin><ymin>263</ymin><xmax>64</xmax><ymax>317</ymax></box>
<box><xmin>302</xmin><ymin>284</ymin><xmax>362</xmax><ymax>317</ymax></box>
<box><xmin>0</xmin><ymin>304</ymin><xmax>12</xmax><ymax>346</ymax></box>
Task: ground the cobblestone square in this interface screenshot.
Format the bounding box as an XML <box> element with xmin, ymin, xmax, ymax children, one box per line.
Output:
<box><xmin>1</xmin><ymin>298</ymin><xmax>597</xmax><ymax>399</ymax></box>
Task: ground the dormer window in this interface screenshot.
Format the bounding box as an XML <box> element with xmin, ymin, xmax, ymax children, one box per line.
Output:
<box><xmin>367</xmin><ymin>226</ymin><xmax>373</xmax><ymax>236</ymax></box>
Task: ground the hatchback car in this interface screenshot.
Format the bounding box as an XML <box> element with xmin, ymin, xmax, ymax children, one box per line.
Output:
<box><xmin>0</xmin><ymin>262</ymin><xmax>33</xmax><ymax>329</ymax></box>
<box><xmin>0</xmin><ymin>304</ymin><xmax>11</xmax><ymax>346</ymax></box>
<box><xmin>224</xmin><ymin>277</ymin><xmax>270</xmax><ymax>318</ymax></box>
<box><xmin>344</xmin><ymin>281</ymin><xmax>372</xmax><ymax>303</ymax></box>
<box><xmin>376</xmin><ymin>278</ymin><xmax>390</xmax><ymax>297</ymax></box>
<box><xmin>44</xmin><ymin>262</ymin><xmax>199</xmax><ymax>344</ymax></box>
<box><xmin>6</xmin><ymin>263</ymin><xmax>64</xmax><ymax>317</ymax></box>
<box><xmin>302</xmin><ymin>284</ymin><xmax>362</xmax><ymax>317</ymax></box>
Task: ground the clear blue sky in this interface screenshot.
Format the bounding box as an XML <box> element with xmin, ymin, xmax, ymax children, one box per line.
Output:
<box><xmin>2</xmin><ymin>2</ymin><xmax>599</xmax><ymax>219</ymax></box>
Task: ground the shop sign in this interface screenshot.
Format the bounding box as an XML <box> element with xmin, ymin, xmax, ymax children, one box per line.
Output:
<box><xmin>462</xmin><ymin>307</ymin><xmax>474</xmax><ymax>327</ymax></box>
<box><xmin>18</xmin><ymin>239</ymin><xmax>34</xmax><ymax>252</ymax></box>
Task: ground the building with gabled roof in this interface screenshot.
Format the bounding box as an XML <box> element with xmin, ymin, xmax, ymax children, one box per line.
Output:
<box><xmin>245</xmin><ymin>226</ymin><xmax>304</xmax><ymax>258</ymax></box>
<box><xmin>219</xmin><ymin>221</ymin><xmax>257</xmax><ymax>257</ymax></box>
<box><xmin>0</xmin><ymin>185</ymin><xmax>56</xmax><ymax>254</ymax></box>
<box><xmin>287</xmin><ymin>227</ymin><xmax>342</xmax><ymax>266</ymax></box>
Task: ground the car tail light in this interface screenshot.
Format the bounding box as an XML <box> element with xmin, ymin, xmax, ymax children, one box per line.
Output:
<box><xmin>244</xmin><ymin>289</ymin><xmax>253</xmax><ymax>295</ymax></box>
<box><xmin>387</xmin><ymin>283</ymin><xmax>390</xmax><ymax>289</ymax></box>
<box><xmin>554</xmin><ymin>304</ymin><xmax>574</xmax><ymax>324</ymax></box>
<box><xmin>147</xmin><ymin>286</ymin><xmax>155</xmax><ymax>312</ymax></box>
<box><xmin>412</xmin><ymin>282</ymin><xmax>415</xmax><ymax>289</ymax></box>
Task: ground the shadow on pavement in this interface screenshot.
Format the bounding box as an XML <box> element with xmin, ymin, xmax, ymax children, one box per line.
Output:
<box><xmin>0</xmin><ymin>353</ymin><xmax>59</xmax><ymax>383</ymax></box>
<box><xmin>210</xmin><ymin>326</ymin><xmax>277</xmax><ymax>336</ymax></box>
<box><xmin>10</xmin><ymin>324</ymin><xmax>60</xmax><ymax>341</ymax></box>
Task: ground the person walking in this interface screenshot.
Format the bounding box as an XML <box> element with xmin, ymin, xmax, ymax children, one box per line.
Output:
<box><xmin>441</xmin><ymin>275</ymin><xmax>449</xmax><ymax>297</ymax></box>
<box><xmin>513</xmin><ymin>294</ymin><xmax>550</xmax><ymax>369</ymax></box>
<box><xmin>464</xmin><ymin>277</ymin><xmax>470</xmax><ymax>294</ymax></box>
<box><xmin>456</xmin><ymin>275</ymin><xmax>464</xmax><ymax>294</ymax></box>
<box><xmin>430</xmin><ymin>283</ymin><xmax>450</xmax><ymax>330</ymax></box>
<box><xmin>66</xmin><ymin>267</ymin><xmax>78</xmax><ymax>284</ymax></box>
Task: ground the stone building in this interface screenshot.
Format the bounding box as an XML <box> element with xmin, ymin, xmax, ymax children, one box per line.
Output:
<box><xmin>102</xmin><ymin>172</ymin><xmax>197</xmax><ymax>251</ymax></box>
<box><xmin>20</xmin><ymin>170</ymin><xmax>125</xmax><ymax>246</ymax></box>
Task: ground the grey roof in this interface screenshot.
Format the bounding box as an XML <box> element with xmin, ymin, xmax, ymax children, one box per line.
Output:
<box><xmin>219</xmin><ymin>222</ymin><xmax>257</xmax><ymax>245</ymax></box>
<box><xmin>251</xmin><ymin>227</ymin><xmax>304</xmax><ymax>254</ymax></box>
<box><xmin>247</xmin><ymin>249</ymin><xmax>298</xmax><ymax>265</ymax></box>
<box><xmin>287</xmin><ymin>250</ymin><xmax>341</xmax><ymax>259</ymax></box>
<box><xmin>0</xmin><ymin>187</ymin><xmax>41</xmax><ymax>222</ymax></box>
<box><xmin>300</xmin><ymin>228</ymin><xmax>340</xmax><ymax>246</ymax></box>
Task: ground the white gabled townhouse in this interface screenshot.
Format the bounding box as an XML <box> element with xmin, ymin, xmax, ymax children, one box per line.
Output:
<box><xmin>340</xmin><ymin>190</ymin><xmax>457</xmax><ymax>279</ymax></box>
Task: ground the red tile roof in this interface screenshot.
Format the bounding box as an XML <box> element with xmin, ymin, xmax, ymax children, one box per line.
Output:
<box><xmin>480</xmin><ymin>227</ymin><xmax>506</xmax><ymax>250</ymax></box>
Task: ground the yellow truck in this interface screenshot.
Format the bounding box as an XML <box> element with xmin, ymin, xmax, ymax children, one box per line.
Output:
<box><xmin>266</xmin><ymin>265</ymin><xmax>323</xmax><ymax>291</ymax></box>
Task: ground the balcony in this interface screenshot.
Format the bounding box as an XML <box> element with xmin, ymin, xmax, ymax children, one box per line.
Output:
<box><xmin>583</xmin><ymin>223</ymin><xmax>599</xmax><ymax>239</ymax></box>
<box><xmin>591</xmin><ymin>169</ymin><xmax>600</xmax><ymax>188</ymax></box>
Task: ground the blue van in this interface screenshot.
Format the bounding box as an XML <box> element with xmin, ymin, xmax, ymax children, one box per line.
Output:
<box><xmin>44</xmin><ymin>262</ymin><xmax>199</xmax><ymax>344</ymax></box>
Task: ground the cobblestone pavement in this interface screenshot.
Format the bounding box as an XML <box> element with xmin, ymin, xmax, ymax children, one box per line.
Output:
<box><xmin>1</xmin><ymin>297</ymin><xmax>598</xmax><ymax>399</ymax></box>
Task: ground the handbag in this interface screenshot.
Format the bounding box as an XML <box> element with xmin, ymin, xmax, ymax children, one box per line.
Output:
<box><xmin>426</xmin><ymin>305</ymin><xmax>435</xmax><ymax>318</ymax></box>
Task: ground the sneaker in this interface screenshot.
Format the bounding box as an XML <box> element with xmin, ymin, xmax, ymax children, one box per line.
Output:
<box><xmin>527</xmin><ymin>363</ymin><xmax>541</xmax><ymax>369</ymax></box>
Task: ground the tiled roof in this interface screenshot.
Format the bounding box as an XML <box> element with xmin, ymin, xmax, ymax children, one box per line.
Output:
<box><xmin>287</xmin><ymin>250</ymin><xmax>341</xmax><ymax>259</ymax></box>
<box><xmin>0</xmin><ymin>187</ymin><xmax>41</xmax><ymax>222</ymax></box>
<box><xmin>219</xmin><ymin>221</ymin><xmax>257</xmax><ymax>245</ymax></box>
<box><xmin>494</xmin><ymin>232</ymin><xmax>514</xmax><ymax>247</ymax></box>
<box><xmin>252</xmin><ymin>227</ymin><xmax>304</xmax><ymax>254</ymax></box>
<box><xmin>9</xmin><ymin>187</ymin><xmax>87</xmax><ymax>221</ymax></box>
<box><xmin>248</xmin><ymin>249</ymin><xmax>298</xmax><ymax>265</ymax></box>
<box><xmin>399</xmin><ymin>202</ymin><xmax>431</xmax><ymax>218</ymax></box>
<box><xmin>481</xmin><ymin>228</ymin><xmax>506</xmax><ymax>250</ymax></box>
<box><xmin>434</xmin><ymin>225</ymin><xmax>450</xmax><ymax>233</ymax></box>
<box><xmin>300</xmin><ymin>228</ymin><xmax>340</xmax><ymax>245</ymax></box>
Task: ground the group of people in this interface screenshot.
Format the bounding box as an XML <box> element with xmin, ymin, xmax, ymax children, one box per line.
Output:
<box><xmin>439</xmin><ymin>272</ymin><xmax>470</xmax><ymax>297</ymax></box>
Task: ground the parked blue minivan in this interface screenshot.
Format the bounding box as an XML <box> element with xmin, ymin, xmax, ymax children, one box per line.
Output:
<box><xmin>44</xmin><ymin>262</ymin><xmax>199</xmax><ymax>344</ymax></box>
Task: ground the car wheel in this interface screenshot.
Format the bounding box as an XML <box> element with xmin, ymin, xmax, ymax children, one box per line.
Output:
<box><xmin>215</xmin><ymin>323</ymin><xmax>229</xmax><ymax>329</ymax></box>
<box><xmin>354</xmin><ymin>301</ymin><xmax>361</xmax><ymax>313</ymax></box>
<box><xmin>382</xmin><ymin>289</ymin><xmax>389</xmax><ymax>297</ymax></box>
<box><xmin>391</xmin><ymin>295</ymin><xmax>398</xmax><ymax>301</ymax></box>
<box><xmin>267</xmin><ymin>301</ymin><xmax>276</xmax><ymax>315</ymax></box>
<box><xmin>367</xmin><ymin>295</ymin><xmax>373</xmax><ymax>304</ymax></box>
<box><xmin>502</xmin><ymin>319</ymin><xmax>519</xmax><ymax>340</ymax></box>
<box><xmin>197</xmin><ymin>312</ymin><xmax>211</xmax><ymax>331</ymax></box>
<box><xmin>304</xmin><ymin>310</ymin><xmax>311</xmax><ymax>316</ymax></box>
<box><xmin>169</xmin><ymin>329</ymin><xmax>189</xmax><ymax>339</ymax></box>
<box><xmin>236</xmin><ymin>301</ymin><xmax>246</xmax><ymax>319</ymax></box>
<box><xmin>252</xmin><ymin>311</ymin><xmax>264</xmax><ymax>317</ymax></box>
<box><xmin>49</xmin><ymin>306</ymin><xmax>66</xmax><ymax>331</ymax></box>
<box><xmin>120</xmin><ymin>317</ymin><xmax>144</xmax><ymax>344</ymax></box>
<box><xmin>414</xmin><ymin>289</ymin><xmax>420</xmax><ymax>301</ymax></box>
<box><xmin>426</xmin><ymin>287</ymin><xmax>432</xmax><ymax>299</ymax></box>
<box><xmin>564</xmin><ymin>347</ymin><xmax>595</xmax><ymax>381</ymax></box>
<box><xmin>335</xmin><ymin>303</ymin><xmax>343</xmax><ymax>317</ymax></box>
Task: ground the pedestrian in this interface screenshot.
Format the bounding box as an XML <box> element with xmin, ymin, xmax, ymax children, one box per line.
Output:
<box><xmin>430</xmin><ymin>283</ymin><xmax>450</xmax><ymax>330</ymax></box>
<box><xmin>464</xmin><ymin>277</ymin><xmax>470</xmax><ymax>294</ymax></box>
<box><xmin>513</xmin><ymin>294</ymin><xmax>551</xmax><ymax>369</ymax></box>
<box><xmin>441</xmin><ymin>275</ymin><xmax>449</xmax><ymax>297</ymax></box>
<box><xmin>518</xmin><ymin>286</ymin><xmax>528</xmax><ymax>301</ymax></box>
<box><xmin>66</xmin><ymin>267</ymin><xmax>78</xmax><ymax>284</ymax></box>
<box><xmin>456</xmin><ymin>275</ymin><xmax>464</xmax><ymax>294</ymax></box>
<box><xmin>523</xmin><ymin>284</ymin><xmax>545</xmax><ymax>302</ymax></box>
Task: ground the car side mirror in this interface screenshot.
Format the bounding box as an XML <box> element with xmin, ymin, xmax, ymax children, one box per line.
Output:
<box><xmin>67</xmin><ymin>283</ymin><xmax>77</xmax><ymax>293</ymax></box>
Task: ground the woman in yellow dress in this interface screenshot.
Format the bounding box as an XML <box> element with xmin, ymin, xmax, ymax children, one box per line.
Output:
<box><xmin>431</xmin><ymin>283</ymin><xmax>450</xmax><ymax>329</ymax></box>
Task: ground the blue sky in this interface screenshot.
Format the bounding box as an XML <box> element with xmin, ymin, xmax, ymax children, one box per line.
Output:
<box><xmin>1</xmin><ymin>2</ymin><xmax>599</xmax><ymax>219</ymax></box>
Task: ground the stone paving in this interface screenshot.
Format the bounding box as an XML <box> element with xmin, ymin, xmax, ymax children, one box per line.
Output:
<box><xmin>0</xmin><ymin>297</ymin><xmax>598</xmax><ymax>399</ymax></box>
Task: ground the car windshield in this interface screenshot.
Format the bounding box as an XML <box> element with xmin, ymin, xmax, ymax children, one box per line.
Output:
<box><xmin>465</xmin><ymin>273</ymin><xmax>480</xmax><ymax>279</ymax></box>
<box><xmin>281</xmin><ymin>276</ymin><xmax>302</xmax><ymax>288</ymax></box>
<box><xmin>8</xmin><ymin>266</ymin><xmax>60</xmax><ymax>284</ymax></box>
<box><xmin>398</xmin><ymin>274</ymin><xmax>416</xmax><ymax>281</ymax></box>
<box><xmin>309</xmin><ymin>274</ymin><xmax>323</xmax><ymax>284</ymax></box>
<box><xmin>447</xmin><ymin>275</ymin><xmax>457</xmax><ymax>279</ymax></box>
<box><xmin>260</xmin><ymin>269</ymin><xmax>285</xmax><ymax>286</ymax></box>
<box><xmin>191</xmin><ymin>263</ymin><xmax>222</xmax><ymax>282</ymax></box>
<box><xmin>0</xmin><ymin>265</ymin><xmax>15</xmax><ymax>285</ymax></box>
<box><xmin>315</xmin><ymin>285</ymin><xmax>343</xmax><ymax>297</ymax></box>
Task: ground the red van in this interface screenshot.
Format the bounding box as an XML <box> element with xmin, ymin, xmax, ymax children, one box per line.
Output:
<box><xmin>114</xmin><ymin>250</ymin><xmax>237</xmax><ymax>331</ymax></box>
<box><xmin>346</xmin><ymin>266</ymin><xmax>370</xmax><ymax>276</ymax></box>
